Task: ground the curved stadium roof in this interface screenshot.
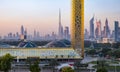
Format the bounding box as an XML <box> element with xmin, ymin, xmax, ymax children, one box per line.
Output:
<box><xmin>18</xmin><ymin>41</ymin><xmax>37</xmax><ymax>48</ymax></box>
<box><xmin>45</xmin><ymin>39</ymin><xmax>71</xmax><ymax>48</ymax></box>
<box><xmin>0</xmin><ymin>42</ymin><xmax>11</xmax><ymax>48</ymax></box>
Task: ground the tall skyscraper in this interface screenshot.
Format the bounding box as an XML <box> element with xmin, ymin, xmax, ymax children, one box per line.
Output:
<box><xmin>84</xmin><ymin>29</ymin><xmax>89</xmax><ymax>39</ymax></box>
<box><xmin>102</xmin><ymin>26</ymin><xmax>106</xmax><ymax>37</ymax></box>
<box><xmin>118</xmin><ymin>27</ymin><xmax>120</xmax><ymax>41</ymax></box>
<box><xmin>72</xmin><ymin>0</ymin><xmax>84</xmax><ymax>58</ymax></box>
<box><xmin>115</xmin><ymin>21</ymin><xmax>119</xmax><ymax>42</ymax></box>
<box><xmin>21</xmin><ymin>25</ymin><xmax>24</xmax><ymax>35</ymax></box>
<box><xmin>64</xmin><ymin>26</ymin><xmax>69</xmax><ymax>40</ymax></box>
<box><xmin>58</xmin><ymin>9</ymin><xmax>63</xmax><ymax>39</ymax></box>
<box><xmin>111</xmin><ymin>30</ymin><xmax>115</xmax><ymax>39</ymax></box>
<box><xmin>20</xmin><ymin>25</ymin><xmax>25</xmax><ymax>40</ymax></box>
<box><xmin>24</xmin><ymin>28</ymin><xmax>27</xmax><ymax>39</ymax></box>
<box><xmin>105</xmin><ymin>18</ymin><xmax>110</xmax><ymax>38</ymax></box>
<box><xmin>95</xmin><ymin>20</ymin><xmax>101</xmax><ymax>39</ymax></box>
<box><xmin>90</xmin><ymin>16</ymin><xmax>94</xmax><ymax>40</ymax></box>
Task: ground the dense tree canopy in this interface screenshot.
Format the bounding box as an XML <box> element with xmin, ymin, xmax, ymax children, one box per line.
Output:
<box><xmin>0</xmin><ymin>53</ymin><xmax>14</xmax><ymax>72</ymax></box>
<box><xmin>30</xmin><ymin>61</ymin><xmax>41</xmax><ymax>72</ymax></box>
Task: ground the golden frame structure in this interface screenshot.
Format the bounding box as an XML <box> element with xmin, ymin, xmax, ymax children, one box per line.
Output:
<box><xmin>72</xmin><ymin>0</ymin><xmax>84</xmax><ymax>58</ymax></box>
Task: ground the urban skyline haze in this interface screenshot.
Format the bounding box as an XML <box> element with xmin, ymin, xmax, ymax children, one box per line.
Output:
<box><xmin>0</xmin><ymin>0</ymin><xmax>120</xmax><ymax>37</ymax></box>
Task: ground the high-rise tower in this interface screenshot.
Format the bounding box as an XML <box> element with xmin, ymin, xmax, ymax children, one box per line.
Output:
<box><xmin>24</xmin><ymin>28</ymin><xmax>27</xmax><ymax>39</ymax></box>
<box><xmin>58</xmin><ymin>9</ymin><xmax>63</xmax><ymax>39</ymax></box>
<box><xmin>95</xmin><ymin>20</ymin><xmax>101</xmax><ymax>39</ymax></box>
<box><xmin>115</xmin><ymin>21</ymin><xmax>119</xmax><ymax>42</ymax></box>
<box><xmin>105</xmin><ymin>18</ymin><xmax>110</xmax><ymax>38</ymax></box>
<box><xmin>21</xmin><ymin>25</ymin><xmax>24</xmax><ymax>35</ymax></box>
<box><xmin>90</xmin><ymin>16</ymin><xmax>94</xmax><ymax>40</ymax></box>
<box><xmin>72</xmin><ymin>0</ymin><xmax>84</xmax><ymax>58</ymax></box>
<box><xmin>20</xmin><ymin>25</ymin><xmax>25</xmax><ymax>40</ymax></box>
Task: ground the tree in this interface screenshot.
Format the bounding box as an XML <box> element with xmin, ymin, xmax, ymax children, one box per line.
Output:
<box><xmin>96</xmin><ymin>59</ymin><xmax>108</xmax><ymax>72</ymax></box>
<box><xmin>96</xmin><ymin>67</ymin><xmax>108</xmax><ymax>72</ymax></box>
<box><xmin>113</xmin><ymin>49</ymin><xmax>120</xmax><ymax>58</ymax></box>
<box><xmin>87</xmin><ymin>49</ymin><xmax>96</xmax><ymax>55</ymax></box>
<box><xmin>26</xmin><ymin>57</ymin><xmax>41</xmax><ymax>72</ymax></box>
<box><xmin>0</xmin><ymin>53</ymin><xmax>14</xmax><ymax>72</ymax></box>
<box><xmin>62</xmin><ymin>67</ymin><xmax>74</xmax><ymax>72</ymax></box>
<box><xmin>49</xmin><ymin>59</ymin><xmax>59</xmax><ymax>72</ymax></box>
<box><xmin>101</xmin><ymin>48</ymin><xmax>111</xmax><ymax>57</ymax></box>
<box><xmin>29</xmin><ymin>61</ymin><xmax>41</xmax><ymax>72</ymax></box>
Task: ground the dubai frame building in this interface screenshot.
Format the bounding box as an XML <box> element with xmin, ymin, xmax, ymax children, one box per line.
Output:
<box><xmin>72</xmin><ymin>0</ymin><xmax>84</xmax><ymax>58</ymax></box>
<box><xmin>0</xmin><ymin>0</ymin><xmax>84</xmax><ymax>60</ymax></box>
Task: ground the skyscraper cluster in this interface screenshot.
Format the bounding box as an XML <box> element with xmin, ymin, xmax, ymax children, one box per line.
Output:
<box><xmin>58</xmin><ymin>9</ymin><xmax>70</xmax><ymax>40</ymax></box>
<box><xmin>1</xmin><ymin>9</ymin><xmax>70</xmax><ymax>41</ymax></box>
<box><xmin>84</xmin><ymin>16</ymin><xmax>119</xmax><ymax>43</ymax></box>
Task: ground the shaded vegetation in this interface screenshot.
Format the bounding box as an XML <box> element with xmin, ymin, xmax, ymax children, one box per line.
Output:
<box><xmin>0</xmin><ymin>53</ymin><xmax>14</xmax><ymax>72</ymax></box>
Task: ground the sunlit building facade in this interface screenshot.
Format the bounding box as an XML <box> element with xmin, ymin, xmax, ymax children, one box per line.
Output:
<box><xmin>72</xmin><ymin>0</ymin><xmax>84</xmax><ymax>58</ymax></box>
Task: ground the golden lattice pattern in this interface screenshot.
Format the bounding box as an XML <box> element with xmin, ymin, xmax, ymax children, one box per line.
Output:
<box><xmin>71</xmin><ymin>0</ymin><xmax>84</xmax><ymax>58</ymax></box>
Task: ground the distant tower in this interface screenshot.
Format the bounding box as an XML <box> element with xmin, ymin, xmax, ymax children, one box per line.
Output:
<box><xmin>24</xmin><ymin>28</ymin><xmax>27</xmax><ymax>40</ymax></box>
<box><xmin>37</xmin><ymin>31</ymin><xmax>40</xmax><ymax>38</ymax></box>
<box><xmin>58</xmin><ymin>9</ymin><xmax>63</xmax><ymax>39</ymax></box>
<box><xmin>90</xmin><ymin>16</ymin><xmax>94</xmax><ymax>40</ymax></box>
<box><xmin>84</xmin><ymin>29</ymin><xmax>89</xmax><ymax>39</ymax></box>
<box><xmin>95</xmin><ymin>20</ymin><xmax>101</xmax><ymax>39</ymax></box>
<box><xmin>34</xmin><ymin>30</ymin><xmax>36</xmax><ymax>39</ymax></box>
<box><xmin>21</xmin><ymin>25</ymin><xmax>24</xmax><ymax>35</ymax></box>
<box><xmin>20</xmin><ymin>25</ymin><xmax>25</xmax><ymax>40</ymax></box>
<box><xmin>105</xmin><ymin>18</ymin><xmax>110</xmax><ymax>38</ymax></box>
<box><xmin>64</xmin><ymin>26</ymin><xmax>69</xmax><ymax>40</ymax></box>
<box><xmin>72</xmin><ymin>0</ymin><xmax>84</xmax><ymax>58</ymax></box>
<box><xmin>115</xmin><ymin>21</ymin><xmax>119</xmax><ymax>42</ymax></box>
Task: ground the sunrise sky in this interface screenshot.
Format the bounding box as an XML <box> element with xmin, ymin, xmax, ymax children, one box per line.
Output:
<box><xmin>0</xmin><ymin>0</ymin><xmax>120</xmax><ymax>37</ymax></box>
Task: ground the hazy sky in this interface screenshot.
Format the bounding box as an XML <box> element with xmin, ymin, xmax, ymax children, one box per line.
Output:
<box><xmin>0</xmin><ymin>0</ymin><xmax>120</xmax><ymax>37</ymax></box>
<box><xmin>0</xmin><ymin>0</ymin><xmax>71</xmax><ymax>36</ymax></box>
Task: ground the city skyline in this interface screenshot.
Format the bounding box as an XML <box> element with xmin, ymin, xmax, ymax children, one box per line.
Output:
<box><xmin>85</xmin><ymin>0</ymin><xmax>120</xmax><ymax>32</ymax></box>
<box><xmin>0</xmin><ymin>0</ymin><xmax>120</xmax><ymax>37</ymax></box>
